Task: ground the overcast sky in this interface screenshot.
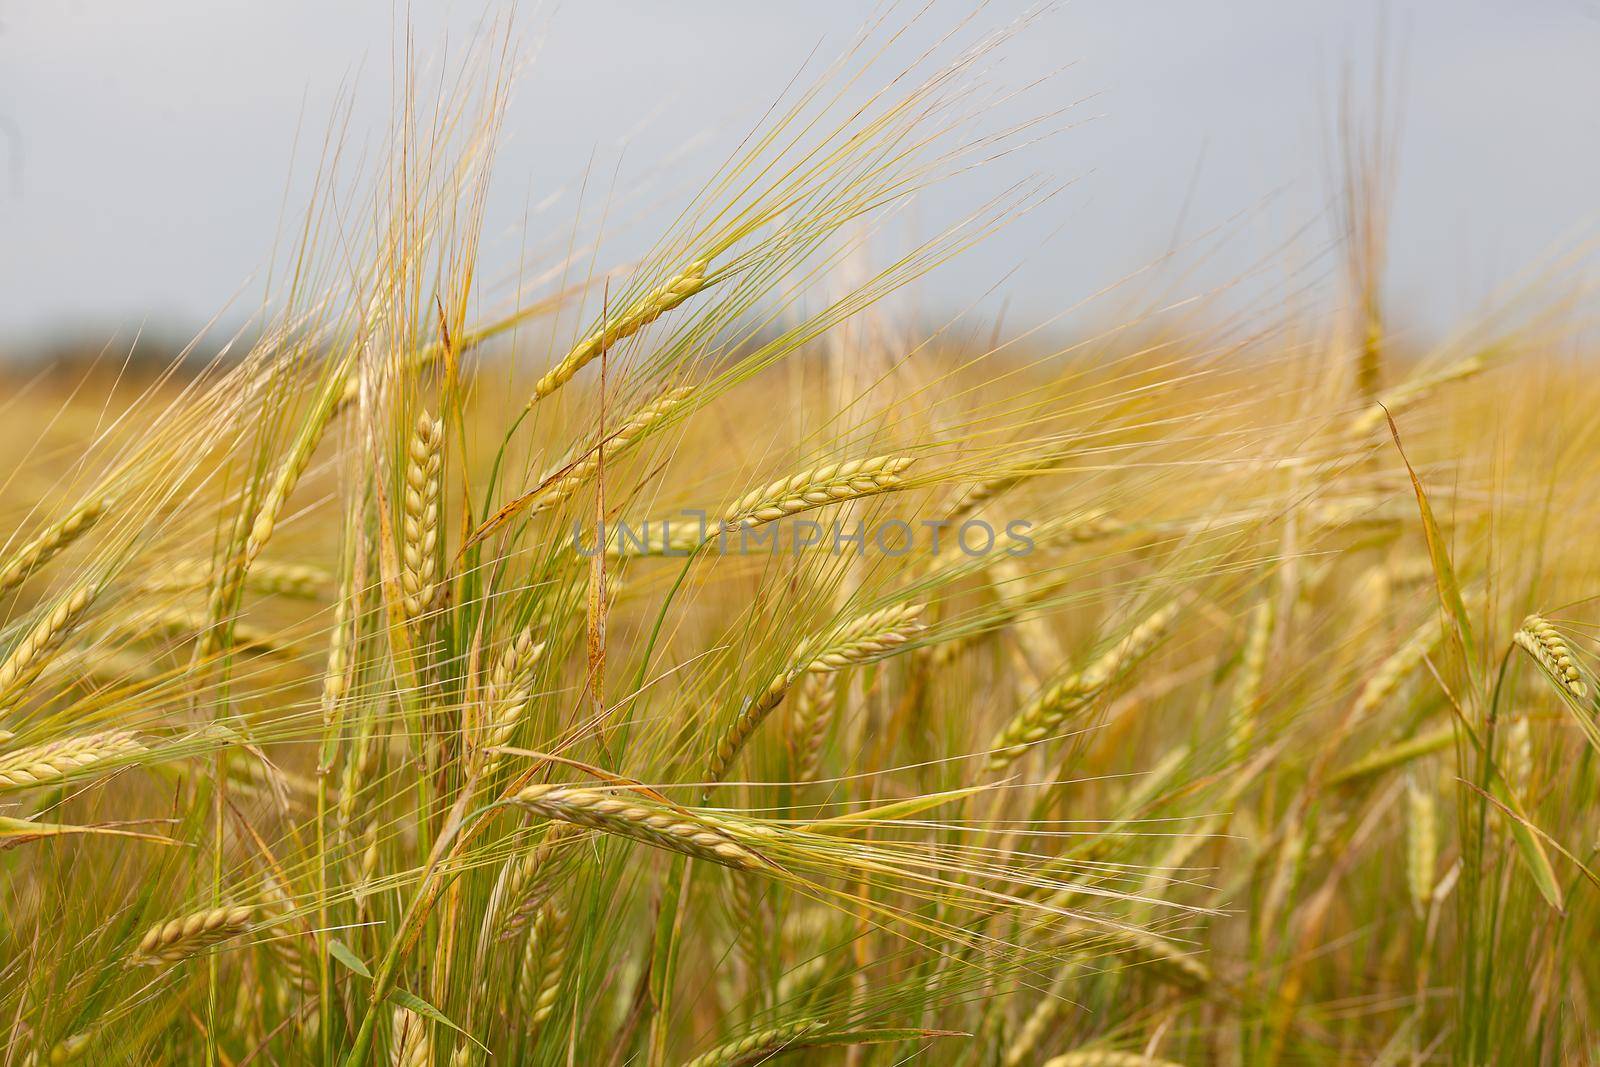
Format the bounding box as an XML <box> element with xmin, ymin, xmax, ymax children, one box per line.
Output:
<box><xmin>1</xmin><ymin>1</ymin><xmax>1597</xmax><ymax>347</ymax></box>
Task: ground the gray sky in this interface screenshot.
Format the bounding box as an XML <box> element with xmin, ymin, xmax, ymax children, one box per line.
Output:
<box><xmin>1</xmin><ymin>1</ymin><xmax>1597</xmax><ymax>347</ymax></box>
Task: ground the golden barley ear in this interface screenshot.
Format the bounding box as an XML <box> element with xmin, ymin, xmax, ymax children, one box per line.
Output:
<box><xmin>401</xmin><ymin>410</ymin><xmax>444</xmax><ymax>622</ymax></box>
<box><xmin>532</xmin><ymin>259</ymin><xmax>714</xmax><ymax>403</ymax></box>
<box><xmin>128</xmin><ymin>905</ymin><xmax>254</xmax><ymax>966</ymax></box>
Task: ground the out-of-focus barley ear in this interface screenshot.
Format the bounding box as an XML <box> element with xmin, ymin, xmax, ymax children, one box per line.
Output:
<box><xmin>1349</xmin><ymin>613</ymin><xmax>1449</xmax><ymax>724</ymax></box>
<box><xmin>129</xmin><ymin>905</ymin><xmax>253</xmax><ymax>965</ymax></box>
<box><xmin>1514</xmin><ymin>614</ymin><xmax>1587</xmax><ymax>699</ymax></box>
<box><xmin>1326</xmin><ymin>725</ymin><xmax>1454</xmax><ymax>788</ymax></box>
<box><xmin>1347</xmin><ymin>353</ymin><xmax>1486</xmax><ymax>436</ymax></box>
<box><xmin>1002</xmin><ymin>970</ymin><xmax>1073</xmax><ymax>1067</ymax></box>
<box><xmin>519</xmin><ymin>900</ymin><xmax>570</xmax><ymax>1030</ymax></box>
<box><xmin>1042</xmin><ymin>1051</ymin><xmax>1186</xmax><ymax>1067</ymax></box>
<box><xmin>1405</xmin><ymin>777</ymin><xmax>1437</xmax><ymax>919</ymax></box>
<box><xmin>1057</xmin><ymin>919</ymin><xmax>1213</xmax><ymax>992</ymax></box>
<box><xmin>23</xmin><ymin>1031</ymin><xmax>94</xmax><ymax>1067</ymax></box>
<box><xmin>144</xmin><ymin>558</ymin><xmax>334</xmax><ymax>600</ymax></box>
<box><xmin>987</xmin><ymin>601</ymin><xmax>1181</xmax><ymax>771</ymax></box>
<box><xmin>0</xmin><ymin>729</ymin><xmax>144</xmax><ymax>792</ymax></box>
<box><xmin>401</xmin><ymin>411</ymin><xmax>444</xmax><ymax>622</ymax></box>
<box><xmin>1227</xmin><ymin>596</ymin><xmax>1274</xmax><ymax>759</ymax></box>
<box><xmin>511</xmin><ymin>785</ymin><xmax>771</xmax><ymax>871</ymax></box>
<box><xmin>1505</xmin><ymin>715</ymin><xmax>1534</xmax><ymax>798</ymax></box>
<box><xmin>532</xmin><ymin>259</ymin><xmax>714</xmax><ymax>403</ymax></box>
<box><xmin>723</xmin><ymin>455</ymin><xmax>915</xmax><ymax>528</ymax></box>
<box><xmin>679</xmin><ymin>1019</ymin><xmax>827</xmax><ymax>1067</ymax></box>
<box><xmin>0</xmin><ymin>497</ymin><xmax>109</xmax><ymax>595</ymax></box>
<box><xmin>390</xmin><ymin>1006</ymin><xmax>431</xmax><ymax>1067</ymax></box>
<box><xmin>477</xmin><ymin>627</ymin><xmax>544</xmax><ymax>774</ymax></box>
<box><xmin>0</xmin><ymin>579</ymin><xmax>101</xmax><ymax>712</ymax></box>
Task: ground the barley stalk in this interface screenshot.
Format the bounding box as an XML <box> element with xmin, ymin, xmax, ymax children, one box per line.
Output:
<box><xmin>1348</xmin><ymin>354</ymin><xmax>1486</xmax><ymax>436</ymax></box>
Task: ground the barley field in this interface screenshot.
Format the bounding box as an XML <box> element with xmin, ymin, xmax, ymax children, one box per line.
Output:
<box><xmin>2</xmin><ymin>10</ymin><xmax>1599</xmax><ymax>1067</ymax></box>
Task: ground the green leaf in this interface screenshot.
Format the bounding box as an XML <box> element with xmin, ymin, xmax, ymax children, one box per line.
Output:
<box><xmin>1387</xmin><ymin>411</ymin><xmax>1478</xmax><ymax>670</ymax></box>
<box><xmin>327</xmin><ymin>938</ymin><xmax>372</xmax><ymax>980</ymax></box>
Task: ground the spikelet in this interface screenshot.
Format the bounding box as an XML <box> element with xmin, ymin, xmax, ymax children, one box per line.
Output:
<box><xmin>129</xmin><ymin>905</ymin><xmax>253</xmax><ymax>965</ymax></box>
<box><xmin>1043</xmin><ymin>1052</ymin><xmax>1185</xmax><ymax>1067</ymax></box>
<box><xmin>0</xmin><ymin>580</ymin><xmax>101</xmax><ymax>711</ymax></box>
<box><xmin>527</xmin><ymin>387</ymin><xmax>694</xmax><ymax>518</ymax></box>
<box><xmin>532</xmin><ymin>260</ymin><xmax>713</xmax><ymax>402</ymax></box>
<box><xmin>477</xmin><ymin>627</ymin><xmax>544</xmax><ymax>774</ymax></box>
<box><xmin>680</xmin><ymin>1020</ymin><xmax>827</xmax><ymax>1067</ymax></box>
<box><xmin>0</xmin><ymin>729</ymin><xmax>143</xmax><ymax>792</ymax></box>
<box><xmin>511</xmin><ymin>785</ymin><xmax>770</xmax><ymax>872</ymax></box>
<box><xmin>519</xmin><ymin>901</ymin><xmax>570</xmax><ymax>1030</ymax></box>
<box><xmin>723</xmin><ymin>455</ymin><xmax>914</xmax><ymax>528</ymax></box>
<box><xmin>707</xmin><ymin>603</ymin><xmax>923</xmax><ymax>781</ymax></box>
<box><xmin>1405</xmin><ymin>779</ymin><xmax>1437</xmax><ymax>918</ymax></box>
<box><xmin>401</xmin><ymin>411</ymin><xmax>444</xmax><ymax>621</ymax></box>
<box><xmin>987</xmin><ymin>602</ymin><xmax>1181</xmax><ymax>770</ymax></box>
<box><xmin>1514</xmin><ymin>614</ymin><xmax>1587</xmax><ymax>698</ymax></box>
<box><xmin>0</xmin><ymin>497</ymin><xmax>108</xmax><ymax>594</ymax></box>
<box><xmin>390</xmin><ymin>1006</ymin><xmax>431</xmax><ymax>1067</ymax></box>
<box><xmin>1227</xmin><ymin>597</ymin><xmax>1274</xmax><ymax>758</ymax></box>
